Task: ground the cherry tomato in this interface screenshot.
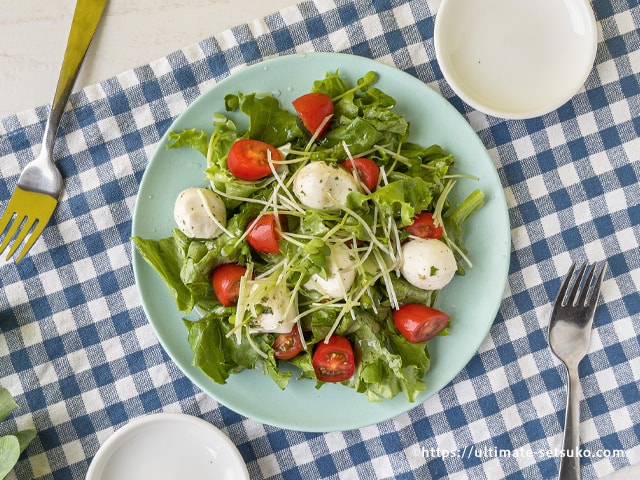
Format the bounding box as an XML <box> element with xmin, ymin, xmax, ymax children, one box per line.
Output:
<box><xmin>272</xmin><ymin>326</ymin><xmax>303</xmax><ymax>360</ymax></box>
<box><xmin>292</xmin><ymin>92</ymin><xmax>334</xmax><ymax>137</ymax></box>
<box><xmin>340</xmin><ymin>157</ymin><xmax>380</xmax><ymax>192</ymax></box>
<box><xmin>246</xmin><ymin>214</ymin><xmax>287</xmax><ymax>253</ymax></box>
<box><xmin>393</xmin><ymin>304</ymin><xmax>449</xmax><ymax>343</ymax></box>
<box><xmin>227</xmin><ymin>139</ymin><xmax>282</xmax><ymax>181</ymax></box>
<box><xmin>404</xmin><ymin>212</ymin><xmax>443</xmax><ymax>239</ymax></box>
<box><xmin>211</xmin><ymin>263</ymin><xmax>248</xmax><ymax>307</ymax></box>
<box><xmin>312</xmin><ymin>335</ymin><xmax>355</xmax><ymax>382</ymax></box>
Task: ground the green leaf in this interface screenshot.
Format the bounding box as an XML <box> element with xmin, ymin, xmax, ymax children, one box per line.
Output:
<box><xmin>0</xmin><ymin>389</ymin><xmax>35</xmax><ymax>479</ymax></box>
<box><xmin>133</xmin><ymin>226</ymin><xmax>248</xmax><ymax>314</ymax></box>
<box><xmin>311</xmin><ymin>70</ymin><xmax>350</xmax><ymax>97</ymax></box>
<box><xmin>184</xmin><ymin>315</ymin><xmax>291</xmax><ymax>390</ymax></box>
<box><xmin>224</xmin><ymin>94</ymin><xmax>240</xmax><ymax>111</ymax></box>
<box><xmin>319</xmin><ymin>117</ymin><xmax>385</xmax><ymax>159</ymax></box>
<box><xmin>346</xmin><ymin>310</ymin><xmax>429</xmax><ymax>402</ymax></box>
<box><xmin>132</xmin><ymin>233</ymin><xmax>196</xmax><ymax>313</ymax></box>
<box><xmin>0</xmin><ymin>435</ymin><xmax>20</xmax><ymax>480</ymax></box>
<box><xmin>313</xmin><ymin>70</ymin><xmax>378</xmax><ymax>100</ymax></box>
<box><xmin>13</xmin><ymin>430</ymin><xmax>36</xmax><ymax>454</ymax></box>
<box><xmin>237</xmin><ymin>92</ymin><xmax>302</xmax><ymax>146</ymax></box>
<box><xmin>184</xmin><ymin>317</ymin><xmax>230</xmax><ymax>384</ymax></box>
<box><xmin>0</xmin><ymin>389</ymin><xmax>18</xmax><ymax>423</ymax></box>
<box><xmin>446</xmin><ymin>189</ymin><xmax>485</xmax><ymax>229</ymax></box>
<box><xmin>349</xmin><ymin>177</ymin><xmax>435</xmax><ymax>227</ymax></box>
<box><xmin>288</xmin><ymin>352</ymin><xmax>315</xmax><ymax>379</ymax></box>
<box><xmin>388</xmin><ymin>276</ymin><xmax>438</xmax><ymax>306</ymax></box>
<box><xmin>166</xmin><ymin>129</ymin><xmax>209</xmax><ymax>157</ymax></box>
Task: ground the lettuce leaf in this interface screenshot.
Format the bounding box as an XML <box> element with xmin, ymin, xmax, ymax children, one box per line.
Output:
<box><xmin>184</xmin><ymin>315</ymin><xmax>291</xmax><ymax>389</ymax></box>
<box><xmin>132</xmin><ymin>233</ymin><xmax>196</xmax><ymax>312</ymax></box>
<box><xmin>166</xmin><ymin>128</ymin><xmax>209</xmax><ymax>157</ymax></box>
<box><xmin>132</xmin><ymin>227</ymin><xmax>246</xmax><ymax>313</ymax></box>
<box><xmin>233</xmin><ymin>92</ymin><xmax>303</xmax><ymax>146</ymax></box>
<box><xmin>350</xmin><ymin>316</ymin><xmax>429</xmax><ymax>402</ymax></box>
<box><xmin>348</xmin><ymin>177</ymin><xmax>435</xmax><ymax>227</ymax></box>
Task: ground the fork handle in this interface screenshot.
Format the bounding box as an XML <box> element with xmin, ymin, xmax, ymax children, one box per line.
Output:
<box><xmin>42</xmin><ymin>0</ymin><xmax>109</xmax><ymax>156</ymax></box>
<box><xmin>558</xmin><ymin>365</ymin><xmax>581</xmax><ymax>480</ymax></box>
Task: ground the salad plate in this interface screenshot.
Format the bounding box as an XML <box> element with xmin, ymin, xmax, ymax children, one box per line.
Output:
<box><xmin>86</xmin><ymin>413</ymin><xmax>249</xmax><ymax>479</ymax></box>
<box><xmin>131</xmin><ymin>52</ymin><xmax>510</xmax><ymax>432</ymax></box>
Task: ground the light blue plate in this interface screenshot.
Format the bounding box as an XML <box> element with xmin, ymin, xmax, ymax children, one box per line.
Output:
<box><xmin>132</xmin><ymin>53</ymin><xmax>511</xmax><ymax>432</ymax></box>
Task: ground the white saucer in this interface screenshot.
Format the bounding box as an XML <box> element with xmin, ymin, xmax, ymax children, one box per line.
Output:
<box><xmin>434</xmin><ymin>0</ymin><xmax>598</xmax><ymax>119</ymax></box>
<box><xmin>86</xmin><ymin>413</ymin><xmax>250</xmax><ymax>480</ymax></box>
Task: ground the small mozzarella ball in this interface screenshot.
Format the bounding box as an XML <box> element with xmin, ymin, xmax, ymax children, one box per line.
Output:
<box><xmin>400</xmin><ymin>238</ymin><xmax>457</xmax><ymax>290</ymax></box>
<box><xmin>174</xmin><ymin>187</ymin><xmax>227</xmax><ymax>239</ymax></box>
<box><xmin>304</xmin><ymin>243</ymin><xmax>357</xmax><ymax>298</ymax></box>
<box><xmin>292</xmin><ymin>161</ymin><xmax>360</xmax><ymax>211</ymax></box>
<box><xmin>250</xmin><ymin>283</ymin><xmax>297</xmax><ymax>333</ymax></box>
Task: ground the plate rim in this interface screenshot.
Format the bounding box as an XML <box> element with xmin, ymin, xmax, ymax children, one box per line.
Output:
<box><xmin>131</xmin><ymin>52</ymin><xmax>511</xmax><ymax>432</ymax></box>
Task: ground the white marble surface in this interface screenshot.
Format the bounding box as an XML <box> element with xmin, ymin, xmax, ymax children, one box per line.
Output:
<box><xmin>0</xmin><ymin>0</ymin><xmax>294</xmax><ymax>118</ymax></box>
<box><xmin>1</xmin><ymin>2</ymin><xmax>638</xmax><ymax>479</ymax></box>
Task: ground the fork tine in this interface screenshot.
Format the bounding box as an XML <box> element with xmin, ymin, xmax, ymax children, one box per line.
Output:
<box><xmin>0</xmin><ymin>205</ymin><xmax>15</xmax><ymax>235</ymax></box>
<box><xmin>0</xmin><ymin>194</ymin><xmax>23</xmax><ymax>252</ymax></box>
<box><xmin>569</xmin><ymin>262</ymin><xmax>588</xmax><ymax>306</ymax></box>
<box><xmin>0</xmin><ymin>189</ymin><xmax>58</xmax><ymax>263</ymax></box>
<box><xmin>0</xmin><ymin>212</ymin><xmax>25</xmax><ymax>255</ymax></box>
<box><xmin>5</xmin><ymin>216</ymin><xmax>38</xmax><ymax>262</ymax></box>
<box><xmin>576</xmin><ymin>262</ymin><xmax>597</xmax><ymax>306</ymax></box>
<box><xmin>588</xmin><ymin>262</ymin><xmax>607</xmax><ymax>307</ymax></box>
<box><xmin>555</xmin><ymin>262</ymin><xmax>576</xmax><ymax>307</ymax></box>
<box><xmin>13</xmin><ymin>218</ymin><xmax>47</xmax><ymax>263</ymax></box>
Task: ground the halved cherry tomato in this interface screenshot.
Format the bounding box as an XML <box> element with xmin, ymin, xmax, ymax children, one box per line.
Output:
<box><xmin>227</xmin><ymin>139</ymin><xmax>282</xmax><ymax>181</ymax></box>
<box><xmin>272</xmin><ymin>326</ymin><xmax>303</xmax><ymax>360</ymax></box>
<box><xmin>393</xmin><ymin>304</ymin><xmax>449</xmax><ymax>343</ymax></box>
<box><xmin>211</xmin><ymin>263</ymin><xmax>248</xmax><ymax>307</ymax></box>
<box><xmin>340</xmin><ymin>157</ymin><xmax>380</xmax><ymax>192</ymax></box>
<box><xmin>246</xmin><ymin>214</ymin><xmax>287</xmax><ymax>253</ymax></box>
<box><xmin>312</xmin><ymin>335</ymin><xmax>355</xmax><ymax>382</ymax></box>
<box><xmin>404</xmin><ymin>212</ymin><xmax>443</xmax><ymax>239</ymax></box>
<box><xmin>292</xmin><ymin>92</ymin><xmax>334</xmax><ymax>137</ymax></box>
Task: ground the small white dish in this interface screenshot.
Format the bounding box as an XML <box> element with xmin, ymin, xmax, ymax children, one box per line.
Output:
<box><xmin>86</xmin><ymin>413</ymin><xmax>250</xmax><ymax>480</ymax></box>
<box><xmin>434</xmin><ymin>0</ymin><xmax>598</xmax><ymax>119</ymax></box>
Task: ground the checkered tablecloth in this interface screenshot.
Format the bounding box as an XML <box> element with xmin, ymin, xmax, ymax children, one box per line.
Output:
<box><xmin>1</xmin><ymin>0</ymin><xmax>639</xmax><ymax>478</ymax></box>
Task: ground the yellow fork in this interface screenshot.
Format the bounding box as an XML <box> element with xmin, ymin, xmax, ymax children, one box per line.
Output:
<box><xmin>0</xmin><ymin>189</ymin><xmax>58</xmax><ymax>263</ymax></box>
<box><xmin>0</xmin><ymin>0</ymin><xmax>108</xmax><ymax>263</ymax></box>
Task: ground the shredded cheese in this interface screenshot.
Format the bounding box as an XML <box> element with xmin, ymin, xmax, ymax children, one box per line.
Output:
<box><xmin>244</xmin><ymin>325</ymin><xmax>268</xmax><ymax>359</ymax></box>
<box><xmin>303</xmin><ymin>114</ymin><xmax>333</xmax><ymax>151</ymax></box>
<box><xmin>229</xmin><ymin>262</ymin><xmax>254</xmax><ymax>343</ymax></box>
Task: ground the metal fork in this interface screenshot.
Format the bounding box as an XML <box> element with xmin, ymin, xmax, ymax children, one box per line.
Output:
<box><xmin>0</xmin><ymin>0</ymin><xmax>108</xmax><ymax>263</ymax></box>
<box><xmin>548</xmin><ymin>261</ymin><xmax>607</xmax><ymax>480</ymax></box>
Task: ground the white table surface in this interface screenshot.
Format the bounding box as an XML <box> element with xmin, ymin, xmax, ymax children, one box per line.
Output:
<box><xmin>0</xmin><ymin>0</ymin><xmax>294</xmax><ymax>119</ymax></box>
<box><xmin>1</xmin><ymin>2</ymin><xmax>638</xmax><ymax>479</ymax></box>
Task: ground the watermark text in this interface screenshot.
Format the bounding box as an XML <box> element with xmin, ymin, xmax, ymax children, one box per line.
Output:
<box><xmin>414</xmin><ymin>445</ymin><xmax>625</xmax><ymax>460</ymax></box>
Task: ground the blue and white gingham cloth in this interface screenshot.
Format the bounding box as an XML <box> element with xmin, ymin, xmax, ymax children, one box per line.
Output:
<box><xmin>1</xmin><ymin>0</ymin><xmax>639</xmax><ymax>478</ymax></box>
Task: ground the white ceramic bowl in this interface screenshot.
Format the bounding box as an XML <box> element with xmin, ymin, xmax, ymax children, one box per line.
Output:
<box><xmin>86</xmin><ymin>413</ymin><xmax>249</xmax><ymax>480</ymax></box>
<box><xmin>434</xmin><ymin>0</ymin><xmax>598</xmax><ymax>119</ymax></box>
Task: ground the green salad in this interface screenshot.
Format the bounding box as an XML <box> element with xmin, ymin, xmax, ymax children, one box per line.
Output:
<box><xmin>133</xmin><ymin>70</ymin><xmax>484</xmax><ymax>402</ymax></box>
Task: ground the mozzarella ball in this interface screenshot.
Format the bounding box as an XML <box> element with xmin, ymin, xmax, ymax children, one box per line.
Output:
<box><xmin>400</xmin><ymin>238</ymin><xmax>457</xmax><ymax>290</ymax></box>
<box><xmin>250</xmin><ymin>283</ymin><xmax>297</xmax><ymax>333</ymax></box>
<box><xmin>304</xmin><ymin>243</ymin><xmax>357</xmax><ymax>298</ymax></box>
<box><xmin>292</xmin><ymin>161</ymin><xmax>360</xmax><ymax>211</ymax></box>
<box><xmin>174</xmin><ymin>187</ymin><xmax>227</xmax><ymax>239</ymax></box>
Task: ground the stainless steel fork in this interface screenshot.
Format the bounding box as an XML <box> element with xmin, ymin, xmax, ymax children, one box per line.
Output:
<box><xmin>0</xmin><ymin>0</ymin><xmax>108</xmax><ymax>263</ymax></box>
<box><xmin>547</xmin><ymin>261</ymin><xmax>607</xmax><ymax>480</ymax></box>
